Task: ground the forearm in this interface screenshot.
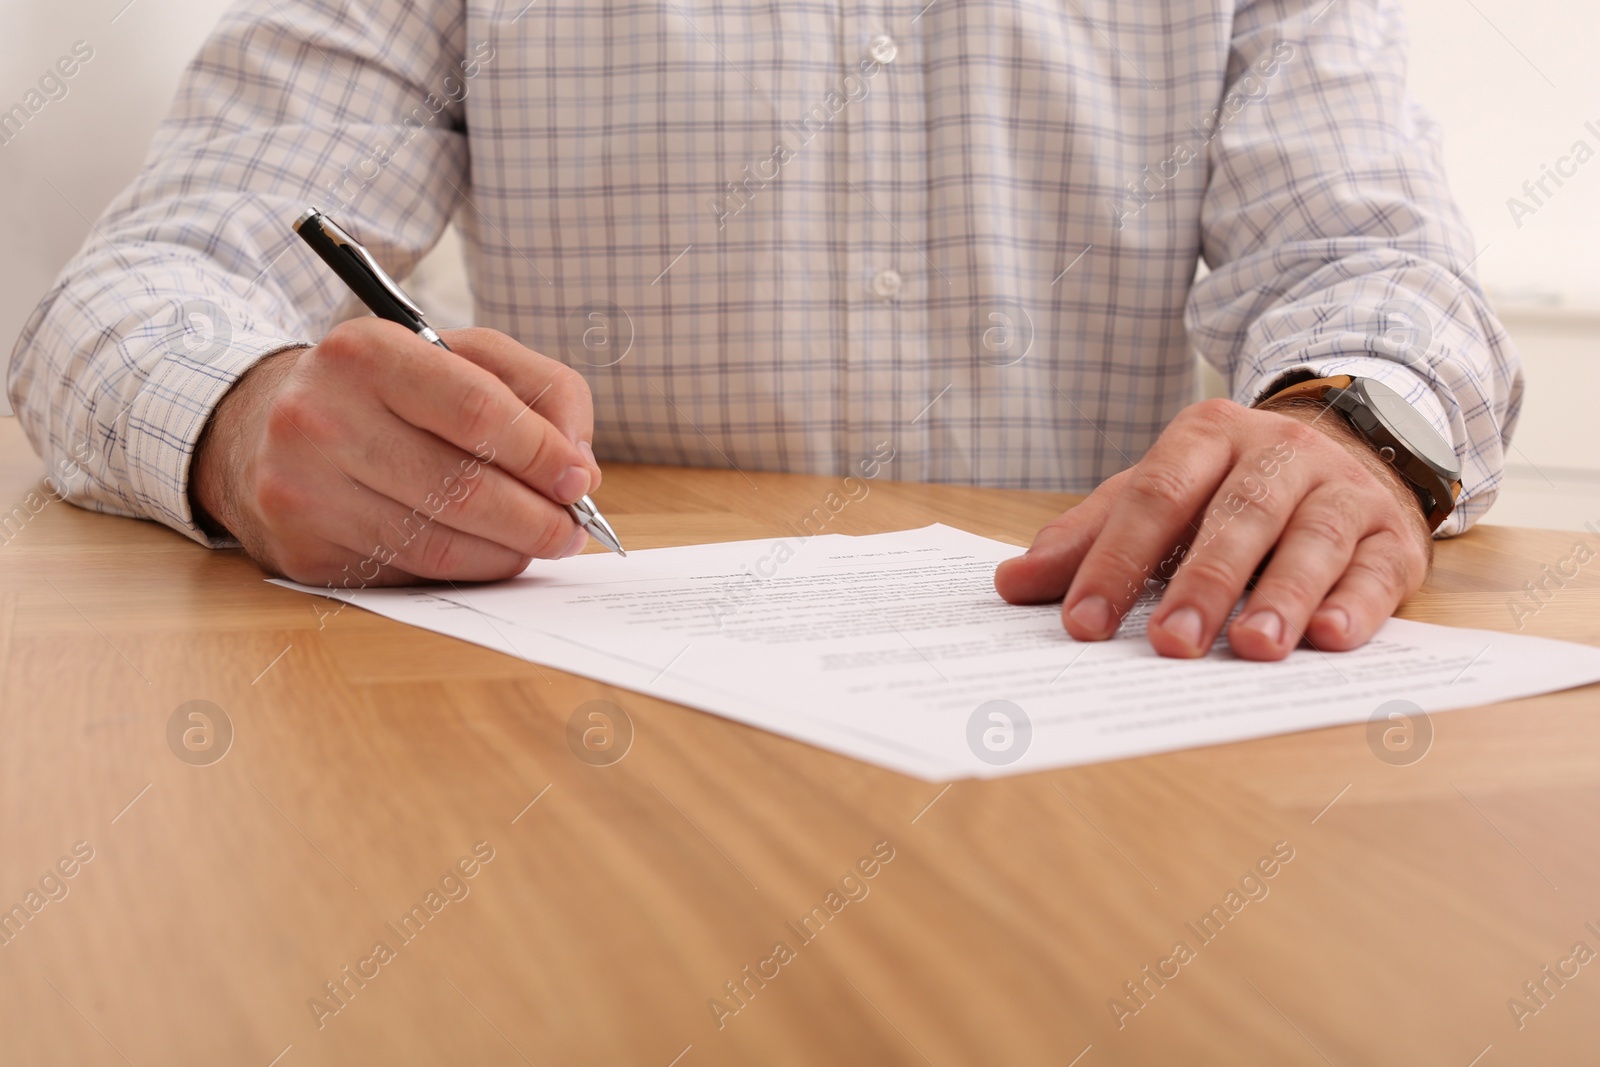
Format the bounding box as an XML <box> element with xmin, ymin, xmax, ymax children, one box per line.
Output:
<box><xmin>6</xmin><ymin>0</ymin><xmax>471</xmax><ymax>544</ymax></box>
<box><xmin>8</xmin><ymin>241</ymin><xmax>312</xmax><ymax>542</ymax></box>
<box><xmin>1187</xmin><ymin>0</ymin><xmax>1524</xmax><ymax>536</ymax></box>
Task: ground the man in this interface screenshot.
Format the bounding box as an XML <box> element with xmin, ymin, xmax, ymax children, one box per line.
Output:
<box><xmin>8</xmin><ymin>0</ymin><xmax>1520</xmax><ymax>662</ymax></box>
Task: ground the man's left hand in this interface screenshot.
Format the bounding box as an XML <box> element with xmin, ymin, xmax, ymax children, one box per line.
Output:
<box><xmin>993</xmin><ymin>397</ymin><xmax>1435</xmax><ymax>661</ymax></box>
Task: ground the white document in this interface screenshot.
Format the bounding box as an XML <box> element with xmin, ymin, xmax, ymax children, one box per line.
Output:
<box><xmin>272</xmin><ymin>524</ymin><xmax>1600</xmax><ymax>780</ymax></box>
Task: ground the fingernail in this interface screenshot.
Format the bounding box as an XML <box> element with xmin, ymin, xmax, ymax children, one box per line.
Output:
<box><xmin>1163</xmin><ymin>606</ymin><xmax>1204</xmax><ymax>651</ymax></box>
<box><xmin>559</xmin><ymin>526</ymin><xmax>589</xmax><ymax>558</ymax></box>
<box><xmin>1238</xmin><ymin>610</ymin><xmax>1285</xmax><ymax>646</ymax></box>
<box><xmin>1314</xmin><ymin>606</ymin><xmax>1350</xmax><ymax>638</ymax></box>
<box><xmin>1067</xmin><ymin>595</ymin><xmax>1113</xmax><ymax>639</ymax></box>
<box><xmin>580</xmin><ymin>439</ymin><xmax>596</xmax><ymax>467</ymax></box>
<box><xmin>554</xmin><ymin>465</ymin><xmax>591</xmax><ymax>503</ymax></box>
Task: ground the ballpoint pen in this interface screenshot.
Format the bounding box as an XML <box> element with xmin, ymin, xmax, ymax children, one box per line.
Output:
<box><xmin>292</xmin><ymin>207</ymin><xmax>625</xmax><ymax>556</ymax></box>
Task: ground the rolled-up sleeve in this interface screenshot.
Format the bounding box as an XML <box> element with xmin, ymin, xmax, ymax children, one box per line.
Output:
<box><xmin>7</xmin><ymin>0</ymin><xmax>471</xmax><ymax>544</ymax></box>
<box><xmin>1185</xmin><ymin>0</ymin><xmax>1524</xmax><ymax>536</ymax></box>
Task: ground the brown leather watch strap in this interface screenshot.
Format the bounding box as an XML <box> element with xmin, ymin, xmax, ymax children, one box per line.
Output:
<box><xmin>1256</xmin><ymin>373</ymin><xmax>1354</xmax><ymax>406</ymax></box>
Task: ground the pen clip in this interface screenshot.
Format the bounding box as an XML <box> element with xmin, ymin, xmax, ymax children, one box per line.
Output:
<box><xmin>298</xmin><ymin>209</ymin><xmax>428</xmax><ymax>322</ymax></box>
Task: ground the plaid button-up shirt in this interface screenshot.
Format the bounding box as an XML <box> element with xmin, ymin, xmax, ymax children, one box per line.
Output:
<box><xmin>8</xmin><ymin>0</ymin><xmax>1521</xmax><ymax>544</ymax></box>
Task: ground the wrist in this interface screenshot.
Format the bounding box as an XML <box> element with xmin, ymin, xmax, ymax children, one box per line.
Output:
<box><xmin>190</xmin><ymin>347</ymin><xmax>306</xmax><ymax>539</ymax></box>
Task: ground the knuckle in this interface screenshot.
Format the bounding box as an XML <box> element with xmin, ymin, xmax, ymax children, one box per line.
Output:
<box><xmin>1277</xmin><ymin>418</ymin><xmax>1324</xmax><ymax>453</ymax></box>
<box><xmin>313</xmin><ymin>321</ymin><xmax>367</xmax><ymax>366</ymax></box>
<box><xmin>455</xmin><ymin>377</ymin><xmax>503</xmax><ymax>440</ymax></box>
<box><xmin>1095</xmin><ymin>466</ymin><xmax>1141</xmax><ymax>499</ymax></box>
<box><xmin>550</xmin><ymin>360</ymin><xmax>585</xmax><ymax>392</ymax></box>
<box><xmin>1127</xmin><ymin>463</ymin><xmax>1193</xmax><ymax>510</ymax></box>
<box><xmin>1189</xmin><ymin>397</ymin><xmax>1243</xmax><ymax>428</ymax></box>
<box><xmin>1174</xmin><ymin>554</ymin><xmax>1241</xmax><ymax>597</ymax></box>
<box><xmin>519</xmin><ymin>426</ymin><xmax>562</xmax><ymax>482</ymax></box>
<box><xmin>1037</xmin><ymin>515</ymin><xmax>1080</xmax><ymax>541</ymax></box>
<box><xmin>409</xmin><ymin>522</ymin><xmax>463</xmax><ymax>576</ymax></box>
<box><xmin>1087</xmin><ymin>545</ymin><xmax>1158</xmax><ymax>600</ymax></box>
<box><xmin>263</xmin><ymin>390</ymin><xmax>307</xmax><ymax>444</ymax></box>
<box><xmin>1078</xmin><ymin>470</ymin><xmax>1132</xmax><ymax>513</ymax></box>
<box><xmin>1293</xmin><ymin>498</ymin><xmax>1359</xmax><ymax>552</ymax></box>
<box><xmin>452</xmin><ymin>326</ymin><xmax>497</xmax><ymax>350</ymax></box>
<box><xmin>1351</xmin><ymin>546</ymin><xmax>1409</xmax><ymax>593</ymax></box>
<box><xmin>266</xmin><ymin>386</ymin><xmax>333</xmax><ymax>446</ymax></box>
<box><xmin>252</xmin><ymin>467</ymin><xmax>302</xmax><ymax>519</ymax></box>
<box><xmin>1259</xmin><ymin>569</ymin><xmax>1322</xmax><ymax>610</ymax></box>
<box><xmin>537</xmin><ymin>361</ymin><xmax>592</xmax><ymax>413</ymax></box>
<box><xmin>1100</xmin><ymin>467</ymin><xmax>1137</xmax><ymax>491</ymax></box>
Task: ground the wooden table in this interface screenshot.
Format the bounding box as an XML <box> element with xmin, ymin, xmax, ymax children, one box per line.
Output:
<box><xmin>1</xmin><ymin>415</ymin><xmax>1597</xmax><ymax>1066</ymax></box>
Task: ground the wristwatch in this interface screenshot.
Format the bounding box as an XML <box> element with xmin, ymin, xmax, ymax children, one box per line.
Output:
<box><xmin>1256</xmin><ymin>373</ymin><xmax>1463</xmax><ymax>532</ymax></box>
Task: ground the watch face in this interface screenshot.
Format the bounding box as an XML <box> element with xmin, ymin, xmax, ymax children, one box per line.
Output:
<box><xmin>1358</xmin><ymin>379</ymin><xmax>1461</xmax><ymax>478</ymax></box>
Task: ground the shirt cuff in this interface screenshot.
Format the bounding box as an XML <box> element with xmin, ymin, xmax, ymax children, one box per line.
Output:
<box><xmin>124</xmin><ymin>333</ymin><xmax>311</xmax><ymax>547</ymax></box>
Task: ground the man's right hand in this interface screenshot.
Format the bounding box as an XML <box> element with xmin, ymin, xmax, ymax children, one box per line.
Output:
<box><xmin>190</xmin><ymin>318</ymin><xmax>603</xmax><ymax>585</ymax></box>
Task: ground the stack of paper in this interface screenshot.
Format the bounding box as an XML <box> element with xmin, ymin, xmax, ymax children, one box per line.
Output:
<box><xmin>272</xmin><ymin>525</ymin><xmax>1600</xmax><ymax>779</ymax></box>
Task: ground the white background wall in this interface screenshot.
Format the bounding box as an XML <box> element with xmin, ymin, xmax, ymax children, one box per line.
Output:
<box><xmin>1404</xmin><ymin>0</ymin><xmax>1600</xmax><ymax>312</ymax></box>
<box><xmin>1402</xmin><ymin>0</ymin><xmax>1600</xmax><ymax>531</ymax></box>
<box><xmin>0</xmin><ymin>0</ymin><xmax>238</xmax><ymax>381</ymax></box>
<box><xmin>1</xmin><ymin>0</ymin><xmax>1596</xmax><ymax>526</ymax></box>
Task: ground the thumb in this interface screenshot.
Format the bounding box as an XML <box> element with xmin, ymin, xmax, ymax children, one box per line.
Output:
<box><xmin>993</xmin><ymin>494</ymin><xmax>1115</xmax><ymax>605</ymax></box>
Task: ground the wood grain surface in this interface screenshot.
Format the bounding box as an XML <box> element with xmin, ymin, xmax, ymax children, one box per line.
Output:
<box><xmin>0</xmin><ymin>416</ymin><xmax>1597</xmax><ymax>1066</ymax></box>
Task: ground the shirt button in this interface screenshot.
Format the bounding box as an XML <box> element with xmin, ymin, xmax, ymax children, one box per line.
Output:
<box><xmin>870</xmin><ymin>269</ymin><xmax>903</xmax><ymax>299</ymax></box>
<box><xmin>868</xmin><ymin>35</ymin><xmax>898</xmax><ymax>65</ymax></box>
